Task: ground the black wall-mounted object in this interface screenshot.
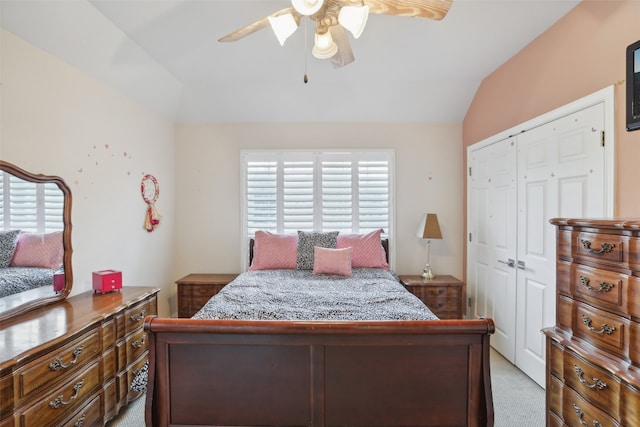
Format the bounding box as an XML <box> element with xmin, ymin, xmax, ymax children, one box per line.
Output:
<box><xmin>627</xmin><ymin>39</ymin><xmax>640</xmax><ymax>132</ymax></box>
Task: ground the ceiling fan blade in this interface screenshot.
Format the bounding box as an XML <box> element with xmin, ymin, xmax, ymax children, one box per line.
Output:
<box><xmin>329</xmin><ymin>25</ymin><xmax>355</xmax><ymax>68</ymax></box>
<box><xmin>363</xmin><ymin>0</ymin><xmax>452</xmax><ymax>20</ymax></box>
<box><xmin>219</xmin><ymin>7</ymin><xmax>300</xmax><ymax>42</ymax></box>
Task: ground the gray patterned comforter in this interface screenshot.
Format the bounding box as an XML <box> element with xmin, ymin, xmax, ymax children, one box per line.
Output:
<box><xmin>0</xmin><ymin>267</ymin><xmax>55</xmax><ymax>298</ymax></box>
<box><xmin>193</xmin><ymin>268</ymin><xmax>438</xmax><ymax>321</ymax></box>
<box><xmin>131</xmin><ymin>269</ymin><xmax>437</xmax><ymax>393</ymax></box>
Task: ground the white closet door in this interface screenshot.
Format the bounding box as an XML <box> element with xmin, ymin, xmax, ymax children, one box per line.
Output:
<box><xmin>468</xmin><ymin>137</ymin><xmax>517</xmax><ymax>362</ymax></box>
<box><xmin>467</xmin><ymin>87</ymin><xmax>614</xmax><ymax>389</ymax></box>
<box><xmin>515</xmin><ymin>102</ymin><xmax>606</xmax><ymax>387</ymax></box>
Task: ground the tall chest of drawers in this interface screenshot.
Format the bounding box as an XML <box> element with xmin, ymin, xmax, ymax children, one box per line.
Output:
<box><xmin>544</xmin><ymin>219</ymin><xmax>640</xmax><ymax>427</ymax></box>
<box><xmin>0</xmin><ymin>287</ymin><xmax>159</xmax><ymax>427</ymax></box>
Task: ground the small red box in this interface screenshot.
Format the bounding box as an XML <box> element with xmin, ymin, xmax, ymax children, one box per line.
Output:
<box><xmin>92</xmin><ymin>270</ymin><xmax>122</xmax><ymax>294</ymax></box>
<box><xmin>53</xmin><ymin>272</ymin><xmax>65</xmax><ymax>293</ymax></box>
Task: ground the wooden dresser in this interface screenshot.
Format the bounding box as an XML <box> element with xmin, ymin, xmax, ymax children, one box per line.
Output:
<box><xmin>176</xmin><ymin>273</ymin><xmax>238</xmax><ymax>318</ymax></box>
<box><xmin>544</xmin><ymin>219</ymin><xmax>640</xmax><ymax>427</ymax></box>
<box><xmin>398</xmin><ymin>275</ymin><xmax>464</xmax><ymax>319</ymax></box>
<box><xmin>0</xmin><ymin>286</ymin><xmax>159</xmax><ymax>427</ymax></box>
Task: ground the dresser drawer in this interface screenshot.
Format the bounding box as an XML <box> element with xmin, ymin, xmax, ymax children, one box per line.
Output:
<box><xmin>573</xmin><ymin>301</ymin><xmax>630</xmax><ymax>360</ymax></box>
<box><xmin>563</xmin><ymin>349</ymin><xmax>620</xmax><ymax>419</ymax></box>
<box><xmin>574</xmin><ymin>231</ymin><xmax>627</xmax><ymax>269</ymax></box>
<box><xmin>562</xmin><ymin>384</ymin><xmax>619</xmax><ymax>427</ymax></box>
<box><xmin>629</xmin><ymin>236</ymin><xmax>640</xmax><ymax>271</ymax></box>
<box><xmin>557</xmin><ymin>260</ymin><xmax>571</xmax><ymax>296</ymax></box>
<box><xmin>125</xmin><ymin>329</ymin><xmax>148</xmax><ymax>364</ymax></box>
<box><xmin>60</xmin><ymin>394</ymin><xmax>101</xmax><ymax>427</ymax></box>
<box><xmin>14</xmin><ymin>329</ymin><xmax>101</xmax><ymax>404</ymax></box>
<box><xmin>548</xmin><ymin>374</ymin><xmax>563</xmax><ymax>420</ymax></box>
<box><xmin>548</xmin><ymin>339</ymin><xmax>564</xmax><ymax>379</ymax></box>
<box><xmin>125</xmin><ymin>299</ymin><xmax>152</xmax><ymax>336</ymax></box>
<box><xmin>0</xmin><ymin>374</ymin><xmax>12</xmax><ymax>417</ymax></box>
<box><xmin>621</xmin><ymin>381</ymin><xmax>640</xmax><ymax>426</ymax></box>
<box><xmin>572</xmin><ymin>265</ymin><xmax>630</xmax><ymax>316</ymax></box>
<box><xmin>17</xmin><ymin>360</ymin><xmax>101</xmax><ymax>427</ymax></box>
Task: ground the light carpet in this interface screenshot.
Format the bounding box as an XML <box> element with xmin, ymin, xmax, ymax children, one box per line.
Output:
<box><xmin>108</xmin><ymin>348</ymin><xmax>545</xmax><ymax>426</ymax></box>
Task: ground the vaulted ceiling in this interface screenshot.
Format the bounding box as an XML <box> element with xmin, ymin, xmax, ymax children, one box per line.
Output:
<box><xmin>1</xmin><ymin>0</ymin><xmax>580</xmax><ymax>122</ymax></box>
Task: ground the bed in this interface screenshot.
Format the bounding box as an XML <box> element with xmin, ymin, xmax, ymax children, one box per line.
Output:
<box><xmin>0</xmin><ymin>267</ymin><xmax>58</xmax><ymax>297</ymax></box>
<box><xmin>142</xmin><ymin>231</ymin><xmax>495</xmax><ymax>427</ymax></box>
<box><xmin>0</xmin><ymin>230</ymin><xmax>63</xmax><ymax>298</ymax></box>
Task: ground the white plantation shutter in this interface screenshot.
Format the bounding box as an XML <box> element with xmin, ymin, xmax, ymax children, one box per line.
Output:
<box><xmin>358</xmin><ymin>160</ymin><xmax>389</xmax><ymax>231</ymax></box>
<box><xmin>246</xmin><ymin>161</ymin><xmax>278</xmax><ymax>233</ymax></box>
<box><xmin>241</xmin><ymin>150</ymin><xmax>395</xmax><ymax>269</ymax></box>
<box><xmin>321</xmin><ymin>160</ymin><xmax>352</xmax><ymax>232</ymax></box>
<box><xmin>283</xmin><ymin>161</ymin><xmax>314</xmax><ymax>232</ymax></box>
<box><xmin>0</xmin><ymin>172</ymin><xmax>64</xmax><ymax>232</ymax></box>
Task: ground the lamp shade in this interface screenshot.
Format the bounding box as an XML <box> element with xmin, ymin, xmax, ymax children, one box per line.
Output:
<box><xmin>268</xmin><ymin>13</ymin><xmax>298</xmax><ymax>46</ymax></box>
<box><xmin>312</xmin><ymin>31</ymin><xmax>338</xmax><ymax>59</ymax></box>
<box><xmin>291</xmin><ymin>0</ymin><xmax>324</xmax><ymax>16</ymax></box>
<box><xmin>338</xmin><ymin>5</ymin><xmax>369</xmax><ymax>39</ymax></box>
<box><xmin>416</xmin><ymin>213</ymin><xmax>442</xmax><ymax>240</ymax></box>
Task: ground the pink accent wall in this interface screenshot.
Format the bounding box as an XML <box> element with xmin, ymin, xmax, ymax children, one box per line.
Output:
<box><xmin>463</xmin><ymin>0</ymin><xmax>640</xmax><ymax>217</ymax></box>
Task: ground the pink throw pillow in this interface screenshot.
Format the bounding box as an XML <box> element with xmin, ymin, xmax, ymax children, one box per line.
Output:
<box><xmin>313</xmin><ymin>246</ymin><xmax>352</xmax><ymax>277</ymax></box>
<box><xmin>336</xmin><ymin>229</ymin><xmax>390</xmax><ymax>270</ymax></box>
<box><xmin>10</xmin><ymin>231</ymin><xmax>64</xmax><ymax>269</ymax></box>
<box><xmin>249</xmin><ymin>231</ymin><xmax>298</xmax><ymax>270</ymax></box>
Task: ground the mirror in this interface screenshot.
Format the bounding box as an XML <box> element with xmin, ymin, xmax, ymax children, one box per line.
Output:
<box><xmin>0</xmin><ymin>160</ymin><xmax>72</xmax><ymax>321</ymax></box>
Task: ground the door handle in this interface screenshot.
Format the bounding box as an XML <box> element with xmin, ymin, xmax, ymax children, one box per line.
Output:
<box><xmin>517</xmin><ymin>260</ymin><xmax>526</xmax><ymax>270</ymax></box>
<box><xmin>498</xmin><ymin>258</ymin><xmax>515</xmax><ymax>268</ymax></box>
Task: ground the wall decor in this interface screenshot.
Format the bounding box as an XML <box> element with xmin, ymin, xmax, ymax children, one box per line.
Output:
<box><xmin>627</xmin><ymin>39</ymin><xmax>640</xmax><ymax>131</ymax></box>
<box><xmin>141</xmin><ymin>174</ymin><xmax>162</xmax><ymax>232</ymax></box>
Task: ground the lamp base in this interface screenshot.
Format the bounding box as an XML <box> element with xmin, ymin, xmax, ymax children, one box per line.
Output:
<box><xmin>422</xmin><ymin>265</ymin><xmax>435</xmax><ymax>280</ymax></box>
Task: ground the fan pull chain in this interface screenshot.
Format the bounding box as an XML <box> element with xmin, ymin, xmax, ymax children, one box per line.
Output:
<box><xmin>303</xmin><ymin>17</ymin><xmax>309</xmax><ymax>84</ymax></box>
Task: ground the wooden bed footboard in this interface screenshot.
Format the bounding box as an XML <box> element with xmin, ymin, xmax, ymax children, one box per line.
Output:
<box><xmin>144</xmin><ymin>317</ymin><xmax>495</xmax><ymax>427</ymax></box>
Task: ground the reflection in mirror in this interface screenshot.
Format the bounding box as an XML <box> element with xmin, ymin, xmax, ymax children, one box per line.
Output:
<box><xmin>0</xmin><ymin>161</ymin><xmax>72</xmax><ymax>321</ymax></box>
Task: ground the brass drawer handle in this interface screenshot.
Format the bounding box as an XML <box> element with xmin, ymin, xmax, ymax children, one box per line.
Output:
<box><xmin>49</xmin><ymin>379</ymin><xmax>84</xmax><ymax>408</ymax></box>
<box><xmin>131</xmin><ymin>334</ymin><xmax>146</xmax><ymax>349</ymax></box>
<box><xmin>574</xmin><ymin>365</ymin><xmax>607</xmax><ymax>390</ymax></box>
<box><xmin>582</xmin><ymin>315</ymin><xmax>616</xmax><ymax>335</ymax></box>
<box><xmin>581</xmin><ymin>239</ymin><xmax>615</xmax><ymax>255</ymax></box>
<box><xmin>130</xmin><ymin>309</ymin><xmax>147</xmax><ymax>322</ymax></box>
<box><xmin>427</xmin><ymin>289</ymin><xmax>444</xmax><ymax>296</ymax></box>
<box><xmin>74</xmin><ymin>413</ymin><xmax>86</xmax><ymax>427</ymax></box>
<box><xmin>580</xmin><ymin>276</ymin><xmax>614</xmax><ymax>293</ymax></box>
<box><xmin>49</xmin><ymin>345</ymin><xmax>84</xmax><ymax>371</ymax></box>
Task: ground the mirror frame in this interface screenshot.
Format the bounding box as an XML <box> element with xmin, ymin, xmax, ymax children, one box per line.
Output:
<box><xmin>0</xmin><ymin>160</ymin><xmax>73</xmax><ymax>321</ymax></box>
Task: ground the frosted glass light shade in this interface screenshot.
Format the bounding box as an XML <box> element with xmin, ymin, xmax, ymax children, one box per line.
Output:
<box><xmin>268</xmin><ymin>14</ymin><xmax>298</xmax><ymax>46</ymax></box>
<box><xmin>338</xmin><ymin>5</ymin><xmax>369</xmax><ymax>39</ymax></box>
<box><xmin>312</xmin><ymin>31</ymin><xmax>338</xmax><ymax>59</ymax></box>
<box><xmin>291</xmin><ymin>0</ymin><xmax>324</xmax><ymax>16</ymax></box>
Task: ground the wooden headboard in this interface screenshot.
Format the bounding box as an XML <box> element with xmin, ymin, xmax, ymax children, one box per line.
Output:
<box><xmin>249</xmin><ymin>238</ymin><xmax>389</xmax><ymax>265</ymax></box>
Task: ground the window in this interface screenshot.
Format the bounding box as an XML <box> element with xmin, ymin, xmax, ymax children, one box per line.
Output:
<box><xmin>0</xmin><ymin>172</ymin><xmax>64</xmax><ymax>233</ymax></box>
<box><xmin>241</xmin><ymin>150</ymin><xmax>395</xmax><ymax>269</ymax></box>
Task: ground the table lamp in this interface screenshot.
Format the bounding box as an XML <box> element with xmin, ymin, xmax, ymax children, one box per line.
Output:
<box><xmin>416</xmin><ymin>213</ymin><xmax>442</xmax><ymax>280</ymax></box>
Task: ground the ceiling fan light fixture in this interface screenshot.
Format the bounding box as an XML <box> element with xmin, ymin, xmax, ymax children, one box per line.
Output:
<box><xmin>338</xmin><ymin>5</ymin><xmax>369</xmax><ymax>39</ymax></box>
<box><xmin>291</xmin><ymin>0</ymin><xmax>324</xmax><ymax>16</ymax></box>
<box><xmin>268</xmin><ymin>13</ymin><xmax>298</xmax><ymax>46</ymax></box>
<box><xmin>312</xmin><ymin>31</ymin><xmax>338</xmax><ymax>59</ymax></box>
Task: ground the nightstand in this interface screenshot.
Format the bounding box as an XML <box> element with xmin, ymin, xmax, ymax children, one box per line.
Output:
<box><xmin>398</xmin><ymin>275</ymin><xmax>464</xmax><ymax>319</ymax></box>
<box><xmin>176</xmin><ymin>273</ymin><xmax>238</xmax><ymax>318</ymax></box>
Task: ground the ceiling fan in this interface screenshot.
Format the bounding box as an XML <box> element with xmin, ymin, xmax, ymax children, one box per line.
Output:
<box><xmin>219</xmin><ymin>0</ymin><xmax>453</xmax><ymax>68</ymax></box>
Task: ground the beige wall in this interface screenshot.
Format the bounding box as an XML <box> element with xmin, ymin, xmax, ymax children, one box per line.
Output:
<box><xmin>0</xmin><ymin>29</ymin><xmax>177</xmax><ymax>316</ymax></box>
<box><xmin>3</xmin><ymin>0</ymin><xmax>634</xmax><ymax>317</ymax></box>
<box><xmin>463</xmin><ymin>0</ymin><xmax>640</xmax><ymax>217</ymax></box>
<box><xmin>174</xmin><ymin>123</ymin><xmax>464</xmax><ymax>283</ymax></box>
